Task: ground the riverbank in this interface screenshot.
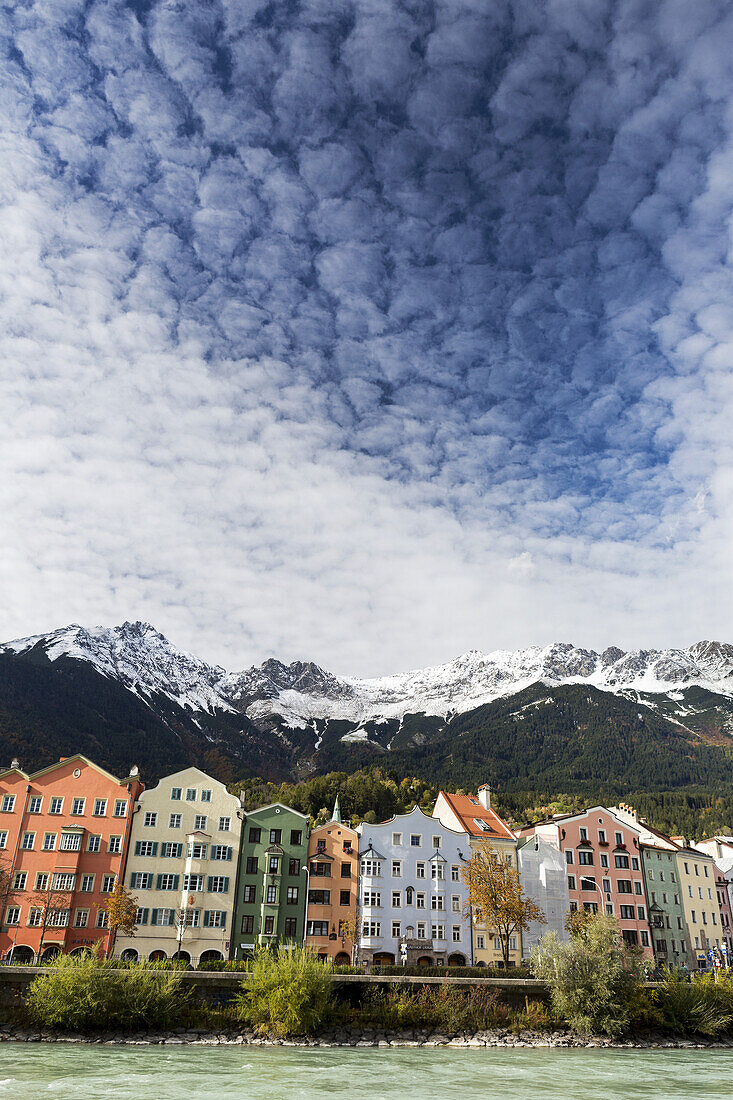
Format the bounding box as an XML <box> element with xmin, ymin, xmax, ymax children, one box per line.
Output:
<box><xmin>1</xmin><ymin>1020</ymin><xmax>732</xmax><ymax>1049</ymax></box>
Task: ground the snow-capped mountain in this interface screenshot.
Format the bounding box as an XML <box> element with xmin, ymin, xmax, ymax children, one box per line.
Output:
<box><xmin>3</xmin><ymin>623</ymin><xmax>733</xmax><ymax>730</ymax></box>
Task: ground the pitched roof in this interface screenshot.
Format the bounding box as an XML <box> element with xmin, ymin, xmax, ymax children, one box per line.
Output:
<box><xmin>437</xmin><ymin>792</ymin><xmax>515</xmax><ymax>840</ymax></box>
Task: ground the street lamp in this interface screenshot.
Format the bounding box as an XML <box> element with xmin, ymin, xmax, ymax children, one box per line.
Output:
<box><xmin>579</xmin><ymin>877</ymin><xmax>606</xmax><ymax>915</ymax></box>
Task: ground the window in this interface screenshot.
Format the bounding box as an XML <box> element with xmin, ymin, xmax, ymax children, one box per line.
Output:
<box><xmin>96</xmin><ymin>910</ymin><xmax>108</xmax><ymax>928</ymax></box>
<box><xmin>602</xmin><ymin>878</ymin><xmax>611</xmax><ymax>894</ymax></box>
<box><xmin>579</xmin><ymin>828</ymin><xmax>588</xmax><ymax>841</ymax></box>
<box><xmin>194</xmin><ymin>815</ymin><xmax>207</xmax><ymax>831</ymax></box>
<box><xmin>144</xmin><ymin>811</ymin><xmax>157</xmax><ymax>827</ymax></box>
<box><xmin>340</xmin><ymin>862</ymin><xmax>351</xmax><ymax>878</ymax></box>
<box><xmin>431</xmin><ymin>862</ymin><xmax>445</xmax><ymax>881</ymax></box>
<box><xmin>631</xmin><ymin>857</ymin><xmax>639</xmax><ymax>870</ymax></box>
<box><xmin>207</xmin><ymin>875</ymin><xmax>229</xmax><ymax>893</ymax></box>
<box><xmin>308</xmin><ymin>920</ymin><xmax>330</xmax><ymax>937</ymax></box>
<box><xmin>617</xmin><ymin>880</ymin><xmax>632</xmax><ymax>894</ymax></box>
<box><xmin>182</xmin><ymin>874</ymin><xmax>204</xmax><ymax>892</ymax></box>
<box><xmin>620</xmin><ymin>905</ymin><xmax>635</xmax><ymax>920</ymax></box>
<box><xmin>637</xmin><ymin>906</ymin><xmax>646</xmax><ymax>921</ymax></box>
<box><xmin>578</xmin><ymin>851</ymin><xmax>593</xmax><ymax>865</ymax></box>
<box><xmin>290</xmin><ymin>830</ymin><xmax>302</xmax><ymax>846</ymax></box>
<box><xmin>451</xmin><ymin>895</ymin><xmax>460</xmax><ymax>912</ymax></box>
<box><xmin>49</xmin><ymin>797</ymin><xmax>63</xmax><ymax>815</ymax></box>
<box><xmin>101</xmin><ymin>875</ymin><xmax>116</xmax><ymax>893</ymax></box>
<box><xmin>71</xmin><ymin>798</ymin><xmax>86</xmax><ymax>816</ymax></box>
<box><xmin>130</xmin><ymin>873</ymin><xmax>153</xmax><ymax>889</ymax></box>
<box><xmin>211</xmin><ymin>845</ymin><xmax>232</xmax><ymax>861</ymax></box>
<box><xmin>241</xmin><ymin>914</ymin><xmax>255</xmax><ymax>934</ymax></box>
<box><xmin>266</xmin><ymin>884</ymin><xmax>278</xmax><ymax>904</ymax></box>
<box><xmin>169</xmin><ymin>813</ymin><xmax>182</xmax><ymax>829</ymax></box>
<box><xmin>452</xmin><ymin>926</ymin><xmax>461</xmax><ymax>941</ymax></box>
<box><xmin>182</xmin><ymin>908</ymin><xmax>202</xmax><ymax>929</ymax></box>
<box><xmin>565</xmin><ymin>851</ymin><xmax>574</xmax><ymax>865</ymax></box>
<box><xmin>615</xmin><ymin>854</ymin><xmax>630</xmax><ymax>869</ymax></box>
<box><xmin>640</xmin><ymin>930</ymin><xmax>650</xmax><ymax>947</ymax></box>
<box><xmin>284</xmin><ymin>917</ymin><xmax>297</xmax><ymax>936</ymax></box>
<box><xmin>451</xmin><ymin>865</ymin><xmax>460</xmax><ymax>882</ymax></box>
<box><xmin>568</xmin><ymin>875</ymin><xmax>576</xmax><ymax>890</ymax></box>
<box><xmin>392</xmin><ymin>891</ymin><xmax>401</xmax><ymax>907</ymax></box>
<box><xmin>188</xmin><ymin>843</ymin><xmax>207</xmax><ymax>860</ymax></box>
<box><xmin>13</xmin><ymin>872</ymin><xmax>27</xmax><ymax>890</ymax></box>
<box><xmin>45</xmin><ymin>910</ymin><xmax>70</xmax><ymax>928</ymax></box>
<box><xmin>416</xmin><ymin>862</ymin><xmax>426</xmax><ymax>879</ymax></box>
<box><xmin>432</xmin><ymin>923</ymin><xmax>446</xmax><ymax>940</ymax></box>
<box><xmin>634</xmin><ymin>881</ymin><xmax>643</xmax><ymax>895</ymax></box>
<box><xmin>113</xmin><ymin>800</ymin><xmax>127</xmax><ymax>818</ymax></box>
<box><xmin>94</xmin><ymin>798</ymin><xmax>108</xmax><ymax>816</ymax></box>
<box><xmin>392</xmin><ymin>833</ymin><xmax>402</xmax><ymax>846</ymax></box>
<box><xmin>21</xmin><ymin>832</ymin><xmax>35</xmax><ymax>850</ymax></box>
<box><xmin>269</xmin><ymin>829</ymin><xmax>281</xmax><ymax>844</ymax></box>
<box><xmin>391</xmin><ymin>920</ymin><xmax>401</xmax><ymax>937</ymax></box>
<box><xmin>476</xmin><ymin>934</ymin><xmax>485</xmax><ymax>950</ymax></box>
<box><xmin>249</xmin><ymin>827</ymin><xmax>261</xmax><ymax>843</ymax></box>
<box><xmin>80</xmin><ymin>874</ymin><xmax>94</xmax><ymax>892</ymax></box>
<box><xmin>392</xmin><ymin>860</ymin><xmax>402</xmax><ymax>877</ymax></box>
<box><xmin>410</xmin><ymin>834</ymin><xmax>421</xmax><ymax>847</ymax></box>
<box><xmin>0</xmin><ymin>832</ymin><xmax>7</xmax><ymax>848</ymax></box>
<box><xmin>417</xmin><ymin>922</ymin><xmax>427</xmax><ymax>939</ymax></box>
<box><xmin>362</xmin><ymin>920</ymin><xmax>381</xmax><ymax>937</ymax></box>
<box><xmin>204</xmin><ymin>910</ymin><xmax>225</xmax><ymax>928</ymax></box>
<box><xmin>600</xmin><ymin>854</ymin><xmax>609</xmax><ymax>868</ymax></box>
<box><xmin>287</xmin><ymin>886</ymin><xmax>299</xmax><ymax>904</ymax></box>
<box><xmin>156</xmin><ymin>873</ymin><xmax>180</xmax><ymax>891</ymax></box>
<box><xmin>134</xmin><ymin>840</ymin><xmax>158</xmax><ymax>857</ymax></box>
<box><xmin>35</xmin><ymin>873</ymin><xmax>49</xmax><ymax>890</ymax></box>
<box><xmin>87</xmin><ymin>835</ymin><xmax>101</xmax><ymax>853</ymax></box>
<box><xmin>246</xmin><ymin>857</ymin><xmax>259</xmax><ymax>874</ymax></box>
<box><xmin>28</xmin><ymin>796</ymin><xmax>42</xmax><ymax>813</ymax></box>
<box><xmin>161</xmin><ymin>842</ymin><xmax>182</xmax><ymax>858</ymax></box>
<box><xmin>2</xmin><ymin>794</ymin><xmax>17</xmax><ymax>813</ymax></box>
<box><xmin>59</xmin><ymin>832</ymin><xmax>81</xmax><ymax>851</ymax></box>
<box><xmin>363</xmin><ymin>890</ymin><xmax>382</xmax><ymax>907</ymax></box>
<box><xmin>581</xmin><ymin>876</ymin><xmax>596</xmax><ymax>890</ymax></box>
<box><xmin>108</xmin><ymin>836</ymin><xmax>122</xmax><ymax>855</ymax></box>
<box><xmin>269</xmin><ymin>855</ymin><xmax>280</xmax><ymax>874</ymax></box>
<box><xmin>171</xmin><ymin>787</ymin><xmax>182</xmax><ymax>801</ymax></box>
<box><xmin>598</xmin><ymin>830</ymin><xmax>606</xmax><ymax>843</ymax></box>
<box><xmin>340</xmin><ymin>890</ymin><xmax>350</xmax><ymax>905</ymax></box>
<box><xmin>289</xmin><ymin>857</ymin><xmax>301</xmax><ymax>875</ymax></box>
<box><xmin>74</xmin><ymin>909</ymin><xmax>89</xmax><ymax>928</ymax></box>
<box><xmin>28</xmin><ymin>909</ymin><xmax>43</xmax><ymax>927</ymax></box>
<box><xmin>151</xmin><ymin>908</ymin><xmax>174</xmax><ymax>926</ymax></box>
<box><xmin>201</xmin><ymin>789</ymin><xmax>211</xmax><ymax>803</ymax></box>
<box><xmin>360</xmin><ymin>859</ymin><xmax>381</xmax><ymax>876</ymax></box>
<box><xmin>4</xmin><ymin>907</ymin><xmax>20</xmax><ymax>926</ymax></box>
<box><xmin>416</xmin><ymin>893</ymin><xmax>426</xmax><ymax>909</ymax></box>
<box><xmin>135</xmin><ymin>908</ymin><xmax>149</xmax><ymax>925</ymax></box>
<box><xmin>430</xmin><ymin>895</ymin><xmax>445</xmax><ymax>911</ymax></box>
<box><xmin>615</xmin><ymin>832</ymin><xmax>623</xmax><ymax>846</ymax></box>
<box><xmin>432</xmin><ymin>835</ymin><xmax>441</xmax><ymax>849</ymax></box>
<box><xmin>186</xmin><ymin>789</ymin><xmax>196</xmax><ymax>802</ymax></box>
<box><xmin>263</xmin><ymin>916</ymin><xmax>275</xmax><ymax>935</ymax></box>
<box><xmin>218</xmin><ymin>817</ymin><xmax>231</xmax><ymax>832</ymax></box>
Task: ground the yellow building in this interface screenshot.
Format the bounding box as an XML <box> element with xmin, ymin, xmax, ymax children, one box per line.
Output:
<box><xmin>672</xmin><ymin>838</ymin><xmax>723</xmax><ymax>969</ymax></box>
<box><xmin>432</xmin><ymin>785</ymin><xmax>521</xmax><ymax>967</ymax></box>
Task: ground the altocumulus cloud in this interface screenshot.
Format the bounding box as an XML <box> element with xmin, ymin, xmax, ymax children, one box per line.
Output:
<box><xmin>1</xmin><ymin>0</ymin><xmax>732</xmax><ymax>675</ymax></box>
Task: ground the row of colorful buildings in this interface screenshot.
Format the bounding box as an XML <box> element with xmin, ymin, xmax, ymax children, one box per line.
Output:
<box><xmin>1</xmin><ymin>755</ymin><xmax>732</xmax><ymax>970</ymax></box>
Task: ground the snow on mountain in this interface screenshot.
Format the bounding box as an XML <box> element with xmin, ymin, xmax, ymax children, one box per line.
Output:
<box><xmin>3</xmin><ymin>624</ymin><xmax>733</xmax><ymax>731</ymax></box>
<box><xmin>1</xmin><ymin>622</ymin><xmax>233</xmax><ymax>714</ymax></box>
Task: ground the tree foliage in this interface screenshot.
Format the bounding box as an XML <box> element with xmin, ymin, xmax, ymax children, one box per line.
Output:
<box><xmin>461</xmin><ymin>840</ymin><xmax>545</xmax><ymax>967</ymax></box>
<box><xmin>104</xmin><ymin>884</ymin><xmax>139</xmax><ymax>939</ymax></box>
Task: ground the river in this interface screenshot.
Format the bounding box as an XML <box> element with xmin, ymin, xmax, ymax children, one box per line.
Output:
<box><xmin>0</xmin><ymin>1045</ymin><xmax>731</xmax><ymax>1098</ymax></box>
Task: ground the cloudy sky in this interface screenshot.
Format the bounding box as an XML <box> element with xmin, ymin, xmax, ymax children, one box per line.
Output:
<box><xmin>2</xmin><ymin>0</ymin><xmax>732</xmax><ymax>676</ymax></box>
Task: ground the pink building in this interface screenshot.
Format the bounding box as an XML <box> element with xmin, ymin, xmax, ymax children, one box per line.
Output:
<box><xmin>519</xmin><ymin>807</ymin><xmax>653</xmax><ymax>957</ymax></box>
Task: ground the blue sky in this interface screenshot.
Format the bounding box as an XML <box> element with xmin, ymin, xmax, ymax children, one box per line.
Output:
<box><xmin>1</xmin><ymin>0</ymin><xmax>732</xmax><ymax>675</ymax></box>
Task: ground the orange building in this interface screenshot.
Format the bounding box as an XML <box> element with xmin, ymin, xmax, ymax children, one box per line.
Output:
<box><xmin>305</xmin><ymin>798</ymin><xmax>358</xmax><ymax>964</ymax></box>
<box><xmin>0</xmin><ymin>755</ymin><xmax>143</xmax><ymax>961</ymax></box>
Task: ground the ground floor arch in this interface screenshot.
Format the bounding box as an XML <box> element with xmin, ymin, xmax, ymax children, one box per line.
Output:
<box><xmin>416</xmin><ymin>955</ymin><xmax>433</xmax><ymax>966</ymax></box>
<box><xmin>199</xmin><ymin>950</ymin><xmax>223</xmax><ymax>964</ymax></box>
<box><xmin>148</xmin><ymin>949</ymin><xmax>167</xmax><ymax>962</ymax></box>
<box><xmin>372</xmin><ymin>952</ymin><xmax>395</xmax><ymax>966</ymax></box>
<box><xmin>120</xmin><ymin>948</ymin><xmax>139</xmax><ymax>962</ymax></box>
<box><xmin>171</xmin><ymin>950</ymin><xmax>191</xmax><ymax>966</ymax></box>
<box><xmin>9</xmin><ymin>945</ymin><xmax>33</xmax><ymax>964</ymax></box>
<box><xmin>40</xmin><ymin>944</ymin><xmax>62</xmax><ymax>963</ymax></box>
<box><xmin>447</xmin><ymin>953</ymin><xmax>467</xmax><ymax>966</ymax></box>
<box><xmin>334</xmin><ymin>952</ymin><xmax>351</xmax><ymax>965</ymax></box>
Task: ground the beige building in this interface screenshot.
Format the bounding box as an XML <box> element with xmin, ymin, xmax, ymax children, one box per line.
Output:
<box><xmin>672</xmin><ymin>838</ymin><xmax>722</xmax><ymax>968</ymax></box>
<box><xmin>116</xmin><ymin>767</ymin><xmax>242</xmax><ymax>964</ymax></box>
<box><xmin>432</xmin><ymin>785</ymin><xmax>521</xmax><ymax>967</ymax></box>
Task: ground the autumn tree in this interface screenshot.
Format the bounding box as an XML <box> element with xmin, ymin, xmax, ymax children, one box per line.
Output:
<box><xmin>461</xmin><ymin>840</ymin><xmax>546</xmax><ymax>968</ymax></box>
<box><xmin>27</xmin><ymin>875</ymin><xmax>74</xmax><ymax>962</ymax></box>
<box><xmin>102</xmin><ymin>883</ymin><xmax>139</xmax><ymax>955</ymax></box>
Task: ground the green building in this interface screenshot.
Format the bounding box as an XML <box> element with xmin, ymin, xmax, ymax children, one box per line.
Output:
<box><xmin>232</xmin><ymin>803</ymin><xmax>310</xmax><ymax>956</ymax></box>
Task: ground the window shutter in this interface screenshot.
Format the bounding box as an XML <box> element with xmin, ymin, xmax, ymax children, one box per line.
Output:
<box><xmin>222</xmin><ymin>877</ymin><xmax>230</xmax><ymax>892</ymax></box>
<box><xmin>151</xmin><ymin>909</ymin><xmax>159</xmax><ymax>925</ymax></box>
<box><xmin>203</xmin><ymin>911</ymin><xmax>210</xmax><ymax>928</ymax></box>
<box><xmin>134</xmin><ymin>841</ymin><xmax>142</xmax><ymax>856</ymax></box>
<box><xmin>151</xmin><ymin>842</ymin><xmax>158</xmax><ymax>856</ymax></box>
<box><xmin>220</xmin><ymin>911</ymin><xmax>226</xmax><ymax>928</ymax></box>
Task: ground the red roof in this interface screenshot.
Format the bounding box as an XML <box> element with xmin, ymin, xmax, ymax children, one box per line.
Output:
<box><xmin>438</xmin><ymin>792</ymin><xmax>515</xmax><ymax>840</ymax></box>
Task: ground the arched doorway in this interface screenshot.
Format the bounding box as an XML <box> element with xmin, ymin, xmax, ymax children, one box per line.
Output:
<box><xmin>447</xmin><ymin>953</ymin><xmax>466</xmax><ymax>966</ymax></box>
<box><xmin>9</xmin><ymin>945</ymin><xmax>33</xmax><ymax>964</ymax></box>
<box><xmin>70</xmin><ymin>947</ymin><xmax>91</xmax><ymax>957</ymax></box>
<box><xmin>148</xmin><ymin>950</ymin><xmax>167</xmax><ymax>962</ymax></box>
<box><xmin>120</xmin><ymin>949</ymin><xmax>139</xmax><ymax>962</ymax></box>
<box><xmin>171</xmin><ymin>950</ymin><xmax>191</xmax><ymax>967</ymax></box>
<box><xmin>372</xmin><ymin>952</ymin><xmax>395</xmax><ymax>966</ymax></box>
<box><xmin>199</xmin><ymin>950</ymin><xmax>223</xmax><ymax>965</ymax></box>
<box><xmin>416</xmin><ymin>955</ymin><xmax>433</xmax><ymax>966</ymax></box>
<box><xmin>40</xmin><ymin>945</ymin><xmax>61</xmax><ymax>963</ymax></box>
<box><xmin>334</xmin><ymin>952</ymin><xmax>351</xmax><ymax>965</ymax></box>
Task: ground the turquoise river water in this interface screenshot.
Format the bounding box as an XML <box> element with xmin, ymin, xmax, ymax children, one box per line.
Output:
<box><xmin>0</xmin><ymin>1045</ymin><xmax>731</xmax><ymax>1099</ymax></box>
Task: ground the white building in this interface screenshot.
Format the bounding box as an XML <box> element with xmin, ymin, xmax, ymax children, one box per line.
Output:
<box><xmin>356</xmin><ymin>806</ymin><xmax>472</xmax><ymax>966</ymax></box>
<box><xmin>516</xmin><ymin>833</ymin><xmax>570</xmax><ymax>957</ymax></box>
<box><xmin>116</xmin><ymin>767</ymin><xmax>243</xmax><ymax>964</ymax></box>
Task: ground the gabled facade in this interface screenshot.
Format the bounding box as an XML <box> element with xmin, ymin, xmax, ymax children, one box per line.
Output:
<box><xmin>232</xmin><ymin>803</ymin><xmax>309</xmax><ymax>957</ymax></box>
<box><xmin>0</xmin><ymin>755</ymin><xmax>143</xmax><ymax>962</ymax></box>
<box><xmin>671</xmin><ymin>838</ymin><xmax>722</xmax><ymax>969</ymax></box>
<box><xmin>115</xmin><ymin>767</ymin><xmax>242</xmax><ymax>965</ymax></box>
<box><xmin>516</xmin><ymin>834</ymin><xmax>571</xmax><ymax>957</ymax></box>
<box><xmin>432</xmin><ymin>785</ymin><xmax>521</xmax><ymax>966</ymax></box>
<box><xmin>305</xmin><ymin>799</ymin><xmax>359</xmax><ymax>964</ymax></box>
<box><xmin>520</xmin><ymin>807</ymin><xmax>654</xmax><ymax>958</ymax></box>
<box><xmin>356</xmin><ymin>805</ymin><xmax>472</xmax><ymax>967</ymax></box>
<box><xmin>692</xmin><ymin>838</ymin><xmax>733</xmax><ymax>964</ymax></box>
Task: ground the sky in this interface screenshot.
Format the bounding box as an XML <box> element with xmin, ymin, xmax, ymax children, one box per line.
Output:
<box><xmin>1</xmin><ymin>0</ymin><xmax>733</xmax><ymax>677</ymax></box>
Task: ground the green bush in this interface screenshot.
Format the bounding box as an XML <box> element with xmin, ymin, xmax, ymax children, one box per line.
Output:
<box><xmin>350</xmin><ymin>983</ymin><xmax>511</xmax><ymax>1031</ymax></box>
<box><xmin>235</xmin><ymin>946</ymin><xmax>334</xmax><ymax>1038</ymax></box>
<box><xmin>531</xmin><ymin>915</ymin><xmax>643</xmax><ymax>1036</ymax></box>
<box><xmin>369</xmin><ymin>965</ymin><xmax>531</xmax><ymax>979</ymax></box>
<box><xmin>655</xmin><ymin>969</ymin><xmax>733</xmax><ymax>1036</ymax></box>
<box><xmin>197</xmin><ymin>959</ymin><xmax>253</xmax><ymax>972</ymax></box>
<box><xmin>24</xmin><ymin>951</ymin><xmax>190</xmax><ymax>1031</ymax></box>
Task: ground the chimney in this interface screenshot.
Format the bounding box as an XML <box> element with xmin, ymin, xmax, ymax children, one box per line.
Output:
<box><xmin>478</xmin><ymin>784</ymin><xmax>491</xmax><ymax>810</ymax></box>
<box><xmin>10</xmin><ymin>758</ymin><xmax>20</xmax><ymax>771</ymax></box>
